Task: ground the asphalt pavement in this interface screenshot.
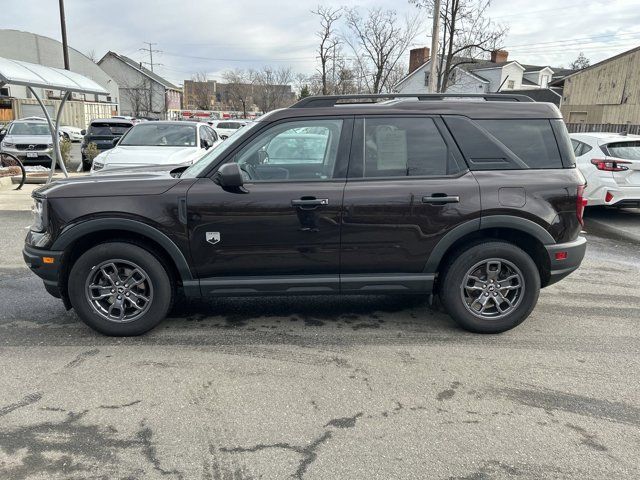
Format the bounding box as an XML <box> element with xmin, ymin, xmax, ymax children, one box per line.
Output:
<box><xmin>0</xmin><ymin>198</ymin><xmax>639</xmax><ymax>479</ymax></box>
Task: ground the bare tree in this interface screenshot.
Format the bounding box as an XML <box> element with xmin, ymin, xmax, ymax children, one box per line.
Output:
<box><xmin>410</xmin><ymin>0</ymin><xmax>507</xmax><ymax>92</ymax></box>
<box><xmin>252</xmin><ymin>66</ymin><xmax>295</xmax><ymax>112</ymax></box>
<box><xmin>569</xmin><ymin>52</ymin><xmax>590</xmax><ymax>70</ymax></box>
<box><xmin>118</xmin><ymin>77</ymin><xmax>153</xmax><ymax>117</ymax></box>
<box><xmin>312</xmin><ymin>6</ymin><xmax>342</xmax><ymax>95</ymax></box>
<box><xmin>383</xmin><ymin>64</ymin><xmax>408</xmax><ymax>93</ymax></box>
<box><xmin>343</xmin><ymin>7</ymin><xmax>421</xmax><ymax>94</ymax></box>
<box><xmin>220</xmin><ymin>69</ymin><xmax>254</xmax><ymax>118</ymax></box>
<box><xmin>187</xmin><ymin>72</ymin><xmax>214</xmax><ymax>110</ymax></box>
<box><xmin>85</xmin><ymin>49</ymin><xmax>97</xmax><ymax>62</ymax></box>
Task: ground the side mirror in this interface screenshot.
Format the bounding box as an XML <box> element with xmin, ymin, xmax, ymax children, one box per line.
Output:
<box><xmin>0</xmin><ymin>129</ymin><xmax>6</xmax><ymax>135</ymax></box>
<box><xmin>80</xmin><ymin>129</ymin><xmax>86</xmax><ymax>136</ymax></box>
<box><xmin>201</xmin><ymin>138</ymin><xmax>212</xmax><ymax>150</ymax></box>
<box><xmin>214</xmin><ymin>163</ymin><xmax>244</xmax><ymax>188</ymax></box>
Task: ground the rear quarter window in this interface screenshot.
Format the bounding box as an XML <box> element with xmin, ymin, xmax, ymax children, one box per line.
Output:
<box><xmin>444</xmin><ymin>117</ymin><xmax>564</xmax><ymax>170</ymax></box>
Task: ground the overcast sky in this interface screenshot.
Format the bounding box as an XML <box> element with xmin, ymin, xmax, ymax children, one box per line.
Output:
<box><xmin>4</xmin><ymin>0</ymin><xmax>640</xmax><ymax>85</ymax></box>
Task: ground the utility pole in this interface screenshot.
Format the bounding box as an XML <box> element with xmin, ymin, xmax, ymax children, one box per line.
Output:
<box><xmin>140</xmin><ymin>42</ymin><xmax>161</xmax><ymax>72</ymax></box>
<box><xmin>428</xmin><ymin>0</ymin><xmax>440</xmax><ymax>93</ymax></box>
<box><xmin>58</xmin><ymin>0</ymin><xmax>70</xmax><ymax>69</ymax></box>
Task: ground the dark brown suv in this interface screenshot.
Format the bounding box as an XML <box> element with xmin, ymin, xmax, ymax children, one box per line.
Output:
<box><xmin>23</xmin><ymin>94</ymin><xmax>587</xmax><ymax>336</ymax></box>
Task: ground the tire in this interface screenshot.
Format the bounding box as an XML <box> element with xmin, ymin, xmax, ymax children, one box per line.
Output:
<box><xmin>68</xmin><ymin>242</ymin><xmax>174</xmax><ymax>336</ymax></box>
<box><xmin>439</xmin><ymin>241</ymin><xmax>540</xmax><ymax>334</ymax></box>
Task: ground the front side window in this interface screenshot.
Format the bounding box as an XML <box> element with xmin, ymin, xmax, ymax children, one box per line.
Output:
<box><xmin>229</xmin><ymin>119</ymin><xmax>343</xmax><ymax>182</ymax></box>
<box><xmin>356</xmin><ymin>117</ymin><xmax>460</xmax><ymax>178</ymax></box>
<box><xmin>119</xmin><ymin>124</ymin><xmax>196</xmax><ymax>147</ymax></box>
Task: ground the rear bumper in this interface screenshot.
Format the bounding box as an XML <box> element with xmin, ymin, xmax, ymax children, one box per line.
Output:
<box><xmin>587</xmin><ymin>182</ymin><xmax>640</xmax><ymax>207</ymax></box>
<box><xmin>544</xmin><ymin>236</ymin><xmax>587</xmax><ymax>286</ymax></box>
<box><xmin>23</xmin><ymin>245</ymin><xmax>63</xmax><ymax>297</ymax></box>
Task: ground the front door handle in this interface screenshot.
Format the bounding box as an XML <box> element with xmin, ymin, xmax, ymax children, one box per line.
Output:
<box><xmin>422</xmin><ymin>194</ymin><xmax>460</xmax><ymax>204</ymax></box>
<box><xmin>291</xmin><ymin>198</ymin><xmax>329</xmax><ymax>209</ymax></box>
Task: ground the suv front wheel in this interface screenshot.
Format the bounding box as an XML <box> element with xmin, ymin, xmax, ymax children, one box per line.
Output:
<box><xmin>68</xmin><ymin>242</ymin><xmax>173</xmax><ymax>336</ymax></box>
<box><xmin>440</xmin><ymin>241</ymin><xmax>540</xmax><ymax>333</ymax></box>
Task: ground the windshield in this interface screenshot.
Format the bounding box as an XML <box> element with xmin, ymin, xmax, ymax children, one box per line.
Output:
<box><xmin>182</xmin><ymin>121</ymin><xmax>261</xmax><ymax>178</ymax></box>
<box><xmin>89</xmin><ymin>122</ymin><xmax>132</xmax><ymax>136</ymax></box>
<box><xmin>119</xmin><ymin>123</ymin><xmax>197</xmax><ymax>147</ymax></box>
<box><xmin>606</xmin><ymin>141</ymin><xmax>640</xmax><ymax>160</ymax></box>
<box><xmin>8</xmin><ymin>122</ymin><xmax>51</xmax><ymax>136</ymax></box>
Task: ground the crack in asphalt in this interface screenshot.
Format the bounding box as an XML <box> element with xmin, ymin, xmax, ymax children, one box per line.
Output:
<box><xmin>65</xmin><ymin>348</ymin><xmax>100</xmax><ymax>368</ymax></box>
<box><xmin>0</xmin><ymin>392</ymin><xmax>42</xmax><ymax>418</ymax></box>
<box><xmin>220</xmin><ymin>431</ymin><xmax>332</xmax><ymax>480</ymax></box>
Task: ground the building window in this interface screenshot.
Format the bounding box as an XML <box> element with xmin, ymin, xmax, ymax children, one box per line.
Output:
<box><xmin>0</xmin><ymin>87</ymin><xmax>9</xmax><ymax>97</ymax></box>
<box><xmin>424</xmin><ymin>71</ymin><xmax>430</xmax><ymax>86</ymax></box>
<box><xmin>507</xmin><ymin>80</ymin><xmax>515</xmax><ymax>89</ymax></box>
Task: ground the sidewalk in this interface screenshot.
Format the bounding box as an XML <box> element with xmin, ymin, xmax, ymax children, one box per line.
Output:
<box><xmin>0</xmin><ymin>172</ymin><xmax>87</xmax><ymax>211</ymax></box>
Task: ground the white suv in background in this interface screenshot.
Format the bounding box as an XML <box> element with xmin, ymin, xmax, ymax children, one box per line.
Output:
<box><xmin>570</xmin><ymin>132</ymin><xmax>640</xmax><ymax>207</ymax></box>
<box><xmin>214</xmin><ymin>120</ymin><xmax>251</xmax><ymax>140</ymax></box>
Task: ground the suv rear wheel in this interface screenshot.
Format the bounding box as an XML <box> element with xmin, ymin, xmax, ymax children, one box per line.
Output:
<box><xmin>68</xmin><ymin>242</ymin><xmax>173</xmax><ymax>336</ymax></box>
<box><xmin>440</xmin><ymin>241</ymin><xmax>540</xmax><ymax>333</ymax></box>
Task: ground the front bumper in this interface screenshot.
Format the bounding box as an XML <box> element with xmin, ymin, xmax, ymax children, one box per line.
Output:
<box><xmin>23</xmin><ymin>244</ymin><xmax>64</xmax><ymax>298</ymax></box>
<box><xmin>3</xmin><ymin>149</ymin><xmax>54</xmax><ymax>164</ymax></box>
<box><xmin>544</xmin><ymin>236</ymin><xmax>587</xmax><ymax>286</ymax></box>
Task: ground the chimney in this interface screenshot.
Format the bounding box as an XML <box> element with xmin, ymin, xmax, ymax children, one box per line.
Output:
<box><xmin>491</xmin><ymin>49</ymin><xmax>509</xmax><ymax>63</ymax></box>
<box><xmin>409</xmin><ymin>47</ymin><xmax>430</xmax><ymax>74</ymax></box>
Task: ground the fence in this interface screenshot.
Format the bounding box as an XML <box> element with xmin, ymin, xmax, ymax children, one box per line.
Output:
<box><xmin>565</xmin><ymin>123</ymin><xmax>640</xmax><ymax>135</ymax></box>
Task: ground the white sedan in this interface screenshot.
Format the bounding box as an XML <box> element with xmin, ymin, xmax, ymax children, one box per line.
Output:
<box><xmin>571</xmin><ymin>132</ymin><xmax>640</xmax><ymax>207</ymax></box>
<box><xmin>59</xmin><ymin>125</ymin><xmax>84</xmax><ymax>142</ymax></box>
<box><xmin>215</xmin><ymin>120</ymin><xmax>251</xmax><ymax>140</ymax></box>
<box><xmin>91</xmin><ymin>121</ymin><xmax>221</xmax><ymax>173</ymax></box>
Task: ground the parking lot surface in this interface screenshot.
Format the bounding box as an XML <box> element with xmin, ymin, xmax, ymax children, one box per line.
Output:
<box><xmin>0</xmin><ymin>204</ymin><xmax>639</xmax><ymax>479</ymax></box>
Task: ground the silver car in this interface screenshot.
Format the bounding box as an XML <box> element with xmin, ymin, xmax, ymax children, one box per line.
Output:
<box><xmin>0</xmin><ymin>119</ymin><xmax>55</xmax><ymax>166</ymax></box>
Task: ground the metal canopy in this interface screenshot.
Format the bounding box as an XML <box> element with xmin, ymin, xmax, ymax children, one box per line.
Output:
<box><xmin>0</xmin><ymin>56</ymin><xmax>107</xmax><ymax>95</ymax></box>
<box><xmin>0</xmin><ymin>56</ymin><xmax>110</xmax><ymax>182</ymax></box>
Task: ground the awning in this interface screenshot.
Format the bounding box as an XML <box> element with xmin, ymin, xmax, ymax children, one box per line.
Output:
<box><xmin>0</xmin><ymin>56</ymin><xmax>108</xmax><ymax>95</ymax></box>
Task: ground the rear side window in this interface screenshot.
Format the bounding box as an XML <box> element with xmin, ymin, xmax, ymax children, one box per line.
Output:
<box><xmin>604</xmin><ymin>141</ymin><xmax>640</xmax><ymax>160</ymax></box>
<box><xmin>445</xmin><ymin>117</ymin><xmax>563</xmax><ymax>170</ymax></box>
<box><xmin>571</xmin><ymin>139</ymin><xmax>592</xmax><ymax>157</ymax></box>
<box><xmin>476</xmin><ymin>120</ymin><xmax>563</xmax><ymax>169</ymax></box>
<box><xmin>352</xmin><ymin>117</ymin><xmax>462</xmax><ymax>178</ymax></box>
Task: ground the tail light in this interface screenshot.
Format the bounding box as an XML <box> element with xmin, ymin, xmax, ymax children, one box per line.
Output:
<box><xmin>590</xmin><ymin>158</ymin><xmax>630</xmax><ymax>172</ymax></box>
<box><xmin>576</xmin><ymin>184</ymin><xmax>587</xmax><ymax>226</ymax></box>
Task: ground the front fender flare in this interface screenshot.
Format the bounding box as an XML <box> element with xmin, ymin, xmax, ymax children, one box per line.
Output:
<box><xmin>51</xmin><ymin>218</ymin><xmax>194</xmax><ymax>282</ymax></box>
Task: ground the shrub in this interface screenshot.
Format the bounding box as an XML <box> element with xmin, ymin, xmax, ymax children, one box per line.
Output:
<box><xmin>59</xmin><ymin>138</ymin><xmax>73</xmax><ymax>167</ymax></box>
<box><xmin>85</xmin><ymin>142</ymin><xmax>100</xmax><ymax>162</ymax></box>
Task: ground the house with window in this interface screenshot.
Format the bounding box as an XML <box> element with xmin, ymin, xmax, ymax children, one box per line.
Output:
<box><xmin>98</xmin><ymin>51</ymin><xmax>182</xmax><ymax>119</ymax></box>
<box><xmin>394</xmin><ymin>47</ymin><xmax>566</xmax><ymax>104</ymax></box>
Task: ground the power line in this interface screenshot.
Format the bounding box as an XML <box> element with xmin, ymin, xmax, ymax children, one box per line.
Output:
<box><xmin>140</xmin><ymin>41</ymin><xmax>162</xmax><ymax>72</ymax></box>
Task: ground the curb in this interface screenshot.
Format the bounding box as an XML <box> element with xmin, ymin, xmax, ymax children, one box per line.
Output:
<box><xmin>0</xmin><ymin>176</ymin><xmax>13</xmax><ymax>191</ymax></box>
<box><xmin>584</xmin><ymin>217</ymin><xmax>640</xmax><ymax>244</ymax></box>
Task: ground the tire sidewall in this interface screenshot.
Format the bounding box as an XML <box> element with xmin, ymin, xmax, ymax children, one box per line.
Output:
<box><xmin>68</xmin><ymin>242</ymin><xmax>172</xmax><ymax>336</ymax></box>
<box><xmin>440</xmin><ymin>242</ymin><xmax>540</xmax><ymax>333</ymax></box>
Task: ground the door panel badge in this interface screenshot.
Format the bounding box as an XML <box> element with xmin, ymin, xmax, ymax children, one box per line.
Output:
<box><xmin>206</xmin><ymin>232</ymin><xmax>221</xmax><ymax>245</ymax></box>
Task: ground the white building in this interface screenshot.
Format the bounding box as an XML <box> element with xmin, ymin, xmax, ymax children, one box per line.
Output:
<box><xmin>395</xmin><ymin>47</ymin><xmax>566</xmax><ymax>104</ymax></box>
<box><xmin>0</xmin><ymin>29</ymin><xmax>119</xmax><ymax>126</ymax></box>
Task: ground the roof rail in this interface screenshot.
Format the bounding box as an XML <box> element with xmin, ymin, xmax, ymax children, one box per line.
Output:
<box><xmin>291</xmin><ymin>93</ymin><xmax>534</xmax><ymax>108</ymax></box>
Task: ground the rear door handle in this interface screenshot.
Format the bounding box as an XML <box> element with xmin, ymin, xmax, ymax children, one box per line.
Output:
<box><xmin>291</xmin><ymin>198</ymin><xmax>329</xmax><ymax>209</ymax></box>
<box><xmin>422</xmin><ymin>195</ymin><xmax>460</xmax><ymax>204</ymax></box>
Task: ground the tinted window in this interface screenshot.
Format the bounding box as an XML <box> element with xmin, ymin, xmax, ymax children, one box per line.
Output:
<box><xmin>357</xmin><ymin>117</ymin><xmax>460</xmax><ymax>178</ymax></box>
<box><xmin>218</xmin><ymin>122</ymin><xmax>242</xmax><ymax>129</ymax></box>
<box><xmin>476</xmin><ymin>120</ymin><xmax>563</xmax><ymax>169</ymax></box>
<box><xmin>572</xmin><ymin>140</ymin><xmax>592</xmax><ymax>157</ymax></box>
<box><xmin>89</xmin><ymin>122</ymin><xmax>132</xmax><ymax>136</ymax></box>
<box><xmin>604</xmin><ymin>141</ymin><xmax>640</xmax><ymax>160</ymax></box>
<box><xmin>230</xmin><ymin>119</ymin><xmax>343</xmax><ymax>181</ymax></box>
<box><xmin>199</xmin><ymin>125</ymin><xmax>213</xmax><ymax>146</ymax></box>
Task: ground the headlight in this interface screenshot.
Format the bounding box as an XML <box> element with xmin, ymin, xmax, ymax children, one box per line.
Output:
<box><xmin>1</xmin><ymin>141</ymin><xmax>15</xmax><ymax>148</ymax></box>
<box><xmin>31</xmin><ymin>198</ymin><xmax>47</xmax><ymax>232</ymax></box>
<box><xmin>47</xmin><ymin>143</ymin><xmax>53</xmax><ymax>148</ymax></box>
<box><xmin>92</xmin><ymin>161</ymin><xmax>104</xmax><ymax>171</ymax></box>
